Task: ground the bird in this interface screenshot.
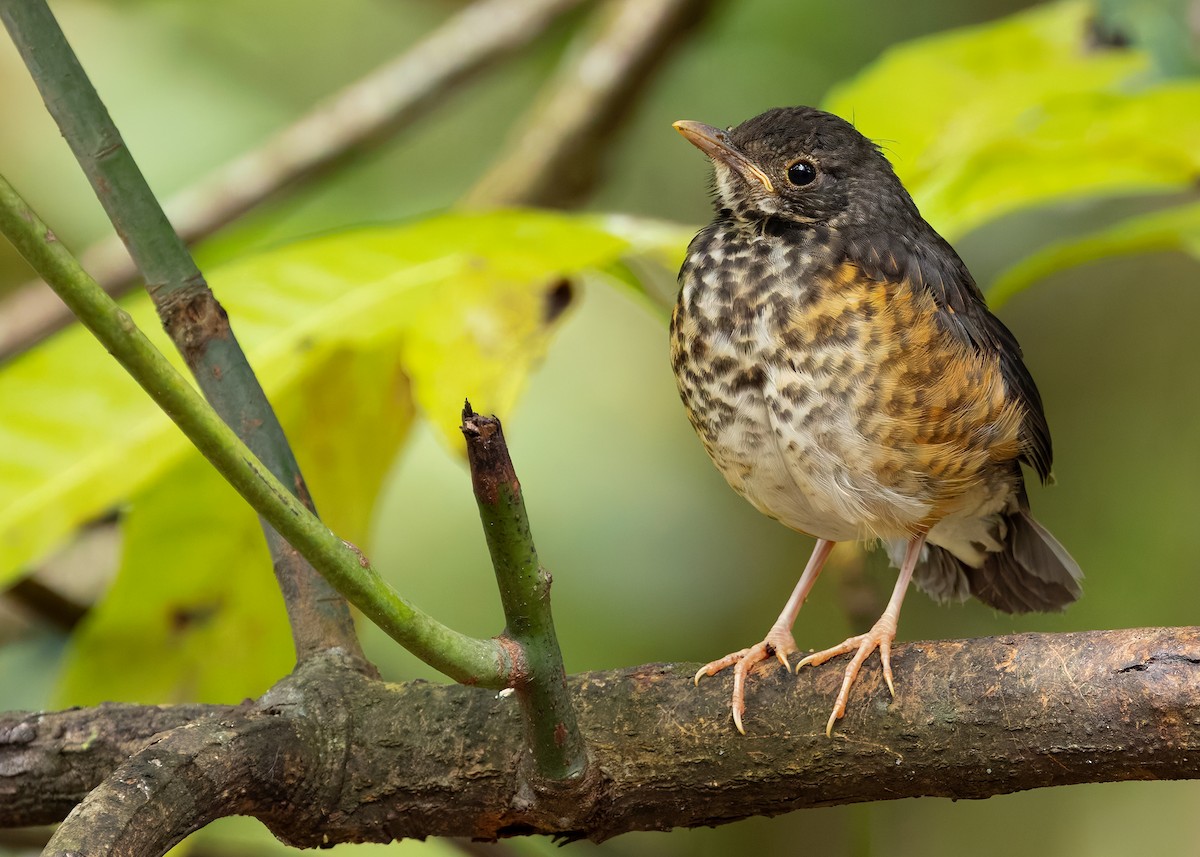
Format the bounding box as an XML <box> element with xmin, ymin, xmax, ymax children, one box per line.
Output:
<box><xmin>669</xmin><ymin>106</ymin><xmax>1082</xmax><ymax>736</ymax></box>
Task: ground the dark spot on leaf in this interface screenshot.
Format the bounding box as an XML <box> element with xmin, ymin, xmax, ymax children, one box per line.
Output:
<box><xmin>169</xmin><ymin>601</ymin><xmax>221</xmax><ymax>634</ymax></box>
<box><xmin>1084</xmin><ymin>17</ymin><xmax>1132</xmax><ymax>51</ymax></box>
<box><xmin>543</xmin><ymin>278</ymin><xmax>574</xmax><ymax>325</ymax></box>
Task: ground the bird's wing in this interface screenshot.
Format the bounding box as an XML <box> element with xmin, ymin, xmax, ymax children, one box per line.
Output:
<box><xmin>845</xmin><ymin>227</ymin><xmax>1053</xmax><ymax>482</ymax></box>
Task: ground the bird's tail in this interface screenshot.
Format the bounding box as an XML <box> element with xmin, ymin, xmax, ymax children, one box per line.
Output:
<box><xmin>916</xmin><ymin>509</ymin><xmax>1083</xmax><ymax>614</ymax></box>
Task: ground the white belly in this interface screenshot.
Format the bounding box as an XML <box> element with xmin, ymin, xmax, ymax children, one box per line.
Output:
<box><xmin>697</xmin><ymin>375</ymin><xmax>930</xmax><ymax>543</ymax></box>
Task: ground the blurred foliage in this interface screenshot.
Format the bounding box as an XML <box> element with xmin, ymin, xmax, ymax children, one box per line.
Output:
<box><xmin>1094</xmin><ymin>0</ymin><xmax>1200</xmax><ymax>76</ymax></box>
<box><xmin>827</xmin><ymin>0</ymin><xmax>1200</xmax><ymax>295</ymax></box>
<box><xmin>2</xmin><ymin>210</ymin><xmax>678</xmax><ymax>703</ymax></box>
<box><xmin>1</xmin><ymin>211</ymin><xmax>618</xmax><ymax>585</ymax></box>
<box><xmin>2</xmin><ymin>0</ymin><xmax>1200</xmax><ymax>855</ymax></box>
<box><xmin>990</xmin><ymin>197</ymin><xmax>1200</xmax><ymax>302</ymax></box>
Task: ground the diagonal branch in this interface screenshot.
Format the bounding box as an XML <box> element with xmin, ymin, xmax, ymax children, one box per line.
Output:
<box><xmin>462</xmin><ymin>404</ymin><xmax>587</xmax><ymax>782</ymax></box>
<box><xmin>4</xmin><ymin>628</ymin><xmax>1199</xmax><ymax>846</ymax></box>
<box><xmin>0</xmin><ymin>0</ymin><xmax>363</xmax><ymax>664</ymax></box>
<box><xmin>0</xmin><ymin>0</ymin><xmax>589</xmax><ymax>362</ymax></box>
<box><xmin>462</xmin><ymin>0</ymin><xmax>717</xmax><ymax>209</ymax></box>
<box><xmin>0</xmin><ymin>174</ymin><xmax>509</xmax><ymax>687</ymax></box>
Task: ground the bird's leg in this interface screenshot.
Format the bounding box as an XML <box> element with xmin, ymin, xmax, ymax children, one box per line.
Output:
<box><xmin>695</xmin><ymin>538</ymin><xmax>836</xmax><ymax>734</ymax></box>
<box><xmin>797</xmin><ymin>534</ymin><xmax>926</xmax><ymax>736</ymax></box>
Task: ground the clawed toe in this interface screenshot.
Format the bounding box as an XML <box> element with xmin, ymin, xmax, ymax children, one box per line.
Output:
<box><xmin>695</xmin><ymin>627</ymin><xmax>797</xmax><ymax>734</ymax></box>
<box><xmin>796</xmin><ymin>618</ymin><xmax>898</xmax><ymax>736</ymax></box>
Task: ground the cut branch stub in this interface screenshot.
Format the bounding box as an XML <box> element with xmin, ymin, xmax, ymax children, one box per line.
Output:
<box><xmin>461</xmin><ymin>400</ymin><xmax>519</xmax><ymax>506</ymax></box>
<box><xmin>461</xmin><ymin>401</ymin><xmax>590</xmax><ymax>785</ymax></box>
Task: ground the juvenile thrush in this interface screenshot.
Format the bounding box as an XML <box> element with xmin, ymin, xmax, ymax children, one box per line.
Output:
<box><xmin>670</xmin><ymin>106</ymin><xmax>1083</xmax><ymax>735</ymax></box>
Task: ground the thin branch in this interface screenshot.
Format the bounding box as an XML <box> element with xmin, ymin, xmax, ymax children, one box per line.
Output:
<box><xmin>461</xmin><ymin>404</ymin><xmax>587</xmax><ymax>782</ymax></box>
<box><xmin>4</xmin><ymin>629</ymin><xmax>1199</xmax><ymax>845</ymax></box>
<box><xmin>462</xmin><ymin>0</ymin><xmax>717</xmax><ymax>208</ymax></box>
<box><xmin>0</xmin><ymin>175</ymin><xmax>509</xmax><ymax>687</ymax></box>
<box><xmin>0</xmin><ymin>0</ymin><xmax>589</xmax><ymax>362</ymax></box>
<box><xmin>0</xmin><ymin>0</ymin><xmax>363</xmax><ymax>663</ymax></box>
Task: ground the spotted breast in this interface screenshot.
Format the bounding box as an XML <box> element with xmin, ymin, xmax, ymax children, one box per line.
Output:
<box><xmin>671</xmin><ymin>218</ymin><xmax>1023</xmax><ymax>556</ymax></box>
<box><xmin>670</xmin><ymin>107</ymin><xmax>1082</xmax><ymax>735</ymax></box>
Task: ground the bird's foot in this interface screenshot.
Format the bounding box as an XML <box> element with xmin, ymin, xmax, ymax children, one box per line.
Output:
<box><xmin>796</xmin><ymin>613</ymin><xmax>899</xmax><ymax>736</ymax></box>
<box><xmin>694</xmin><ymin>625</ymin><xmax>797</xmax><ymax>734</ymax></box>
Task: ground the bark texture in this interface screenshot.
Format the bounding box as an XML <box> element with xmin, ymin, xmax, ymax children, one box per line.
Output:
<box><xmin>2</xmin><ymin>627</ymin><xmax>1198</xmax><ymax>850</ymax></box>
<box><xmin>0</xmin><ymin>702</ymin><xmax>238</xmax><ymax>827</ymax></box>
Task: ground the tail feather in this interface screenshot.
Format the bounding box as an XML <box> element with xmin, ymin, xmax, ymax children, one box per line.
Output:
<box><xmin>914</xmin><ymin>510</ymin><xmax>1082</xmax><ymax>615</ymax></box>
<box><xmin>967</xmin><ymin>510</ymin><xmax>1082</xmax><ymax>614</ymax></box>
<box><xmin>1010</xmin><ymin>511</ymin><xmax>1082</xmax><ymax>588</ymax></box>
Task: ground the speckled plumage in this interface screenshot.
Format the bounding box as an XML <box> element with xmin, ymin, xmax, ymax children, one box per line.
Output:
<box><xmin>671</xmin><ymin>107</ymin><xmax>1082</xmax><ymax>734</ymax></box>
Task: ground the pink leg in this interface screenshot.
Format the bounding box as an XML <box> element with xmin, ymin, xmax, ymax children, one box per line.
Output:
<box><xmin>797</xmin><ymin>534</ymin><xmax>925</xmax><ymax>736</ymax></box>
<box><xmin>695</xmin><ymin>538</ymin><xmax>836</xmax><ymax>734</ymax></box>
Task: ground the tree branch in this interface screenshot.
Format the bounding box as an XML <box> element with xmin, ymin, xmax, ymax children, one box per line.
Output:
<box><xmin>0</xmin><ymin>0</ymin><xmax>588</xmax><ymax>362</ymax></box>
<box><xmin>0</xmin><ymin>702</ymin><xmax>237</xmax><ymax>827</ymax></box>
<box><xmin>0</xmin><ymin>174</ymin><xmax>510</xmax><ymax>686</ymax></box>
<box><xmin>462</xmin><ymin>404</ymin><xmax>587</xmax><ymax>782</ymax></box>
<box><xmin>0</xmin><ymin>0</ymin><xmax>365</xmax><ymax>664</ymax></box>
<box><xmin>43</xmin><ymin>711</ymin><xmax>304</xmax><ymax>857</ymax></box>
<box><xmin>4</xmin><ymin>628</ymin><xmax>1198</xmax><ymax>845</ymax></box>
<box><xmin>462</xmin><ymin>0</ymin><xmax>717</xmax><ymax>208</ymax></box>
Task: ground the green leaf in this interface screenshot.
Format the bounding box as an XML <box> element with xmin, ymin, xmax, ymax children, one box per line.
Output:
<box><xmin>0</xmin><ymin>210</ymin><xmax>663</xmax><ymax>588</ymax></box>
<box><xmin>56</xmin><ymin>346</ymin><xmax>414</xmax><ymax>704</ymax></box>
<box><xmin>825</xmin><ymin>0</ymin><xmax>1200</xmax><ymax>241</ymax></box>
<box><xmin>56</xmin><ymin>453</ymin><xmax>288</xmax><ymax>704</ymax></box>
<box><xmin>0</xmin><ymin>208</ymin><xmax>686</xmax><ymax>703</ymax></box>
<box><xmin>988</xmin><ymin>198</ymin><xmax>1200</xmax><ymax>306</ymax></box>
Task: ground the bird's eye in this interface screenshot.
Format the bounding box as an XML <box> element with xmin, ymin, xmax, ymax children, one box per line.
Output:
<box><xmin>786</xmin><ymin>160</ymin><xmax>817</xmax><ymax>187</ymax></box>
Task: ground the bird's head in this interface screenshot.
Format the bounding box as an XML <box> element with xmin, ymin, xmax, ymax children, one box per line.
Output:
<box><xmin>674</xmin><ymin>106</ymin><xmax>914</xmax><ymax>229</ymax></box>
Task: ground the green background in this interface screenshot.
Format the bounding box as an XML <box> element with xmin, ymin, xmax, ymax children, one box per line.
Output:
<box><xmin>2</xmin><ymin>0</ymin><xmax>1199</xmax><ymax>855</ymax></box>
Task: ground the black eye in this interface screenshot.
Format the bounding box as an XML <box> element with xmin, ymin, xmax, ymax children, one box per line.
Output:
<box><xmin>786</xmin><ymin>161</ymin><xmax>817</xmax><ymax>187</ymax></box>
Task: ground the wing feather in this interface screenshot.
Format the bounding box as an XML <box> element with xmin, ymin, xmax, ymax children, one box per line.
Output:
<box><xmin>845</xmin><ymin>226</ymin><xmax>1053</xmax><ymax>482</ymax></box>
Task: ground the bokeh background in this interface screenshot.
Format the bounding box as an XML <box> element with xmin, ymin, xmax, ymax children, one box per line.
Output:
<box><xmin>2</xmin><ymin>0</ymin><xmax>1199</xmax><ymax>855</ymax></box>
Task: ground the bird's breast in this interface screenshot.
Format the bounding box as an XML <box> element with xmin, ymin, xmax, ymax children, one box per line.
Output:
<box><xmin>671</xmin><ymin>227</ymin><xmax>1024</xmax><ymax>540</ymax></box>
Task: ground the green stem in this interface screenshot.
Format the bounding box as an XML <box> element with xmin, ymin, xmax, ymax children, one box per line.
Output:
<box><xmin>0</xmin><ymin>0</ymin><xmax>362</xmax><ymax>660</ymax></box>
<box><xmin>461</xmin><ymin>404</ymin><xmax>587</xmax><ymax>781</ymax></box>
<box><xmin>0</xmin><ymin>174</ymin><xmax>509</xmax><ymax>687</ymax></box>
